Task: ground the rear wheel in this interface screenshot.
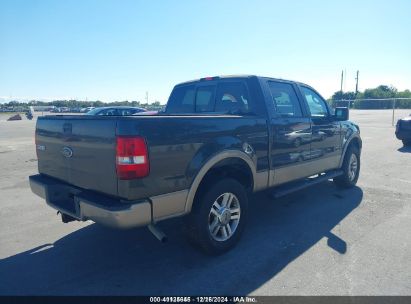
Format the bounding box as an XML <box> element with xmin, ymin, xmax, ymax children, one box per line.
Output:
<box><xmin>334</xmin><ymin>145</ymin><xmax>360</xmax><ymax>188</ymax></box>
<box><xmin>402</xmin><ymin>140</ymin><xmax>411</xmax><ymax>147</ymax></box>
<box><xmin>185</xmin><ymin>178</ymin><xmax>248</xmax><ymax>255</ymax></box>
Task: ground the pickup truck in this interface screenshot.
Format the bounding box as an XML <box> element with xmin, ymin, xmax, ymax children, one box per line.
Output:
<box><xmin>29</xmin><ymin>75</ymin><xmax>362</xmax><ymax>254</ymax></box>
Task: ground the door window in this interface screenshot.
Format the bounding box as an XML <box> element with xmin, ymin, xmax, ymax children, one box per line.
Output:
<box><xmin>301</xmin><ymin>87</ymin><xmax>329</xmax><ymax>117</ymax></box>
<box><xmin>268</xmin><ymin>82</ymin><xmax>302</xmax><ymax>117</ymax></box>
<box><xmin>215</xmin><ymin>82</ymin><xmax>252</xmax><ymax>114</ymax></box>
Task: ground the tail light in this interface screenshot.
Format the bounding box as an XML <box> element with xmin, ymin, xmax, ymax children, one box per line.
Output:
<box><xmin>116</xmin><ymin>136</ymin><xmax>149</xmax><ymax>180</ymax></box>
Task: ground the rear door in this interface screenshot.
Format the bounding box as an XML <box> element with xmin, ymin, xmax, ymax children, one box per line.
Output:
<box><xmin>299</xmin><ymin>85</ymin><xmax>341</xmax><ymax>171</ymax></box>
<box><xmin>267</xmin><ymin>81</ymin><xmax>313</xmax><ymax>186</ymax></box>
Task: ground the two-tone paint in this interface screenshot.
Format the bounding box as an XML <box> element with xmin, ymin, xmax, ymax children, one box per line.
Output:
<box><xmin>31</xmin><ymin>75</ymin><xmax>362</xmax><ymax>228</ymax></box>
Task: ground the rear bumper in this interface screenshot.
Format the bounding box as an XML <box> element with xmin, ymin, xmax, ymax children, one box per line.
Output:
<box><xmin>29</xmin><ymin>174</ymin><xmax>152</xmax><ymax>229</ymax></box>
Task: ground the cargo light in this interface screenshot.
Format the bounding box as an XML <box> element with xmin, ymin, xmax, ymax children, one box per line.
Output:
<box><xmin>116</xmin><ymin>136</ymin><xmax>149</xmax><ymax>180</ymax></box>
<box><xmin>200</xmin><ymin>76</ymin><xmax>219</xmax><ymax>81</ymax></box>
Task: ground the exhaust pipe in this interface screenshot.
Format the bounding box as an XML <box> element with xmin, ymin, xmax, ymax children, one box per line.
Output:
<box><xmin>148</xmin><ymin>224</ymin><xmax>167</xmax><ymax>243</ymax></box>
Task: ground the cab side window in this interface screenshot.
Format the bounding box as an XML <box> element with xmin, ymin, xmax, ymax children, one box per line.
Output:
<box><xmin>215</xmin><ymin>82</ymin><xmax>252</xmax><ymax>114</ymax></box>
<box><xmin>268</xmin><ymin>81</ymin><xmax>302</xmax><ymax>117</ymax></box>
<box><xmin>301</xmin><ymin>87</ymin><xmax>329</xmax><ymax>117</ymax></box>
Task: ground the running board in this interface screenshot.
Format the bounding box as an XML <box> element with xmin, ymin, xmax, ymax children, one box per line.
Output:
<box><xmin>271</xmin><ymin>170</ymin><xmax>343</xmax><ymax>199</ymax></box>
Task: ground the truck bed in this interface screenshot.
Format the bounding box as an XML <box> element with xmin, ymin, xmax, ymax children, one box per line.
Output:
<box><xmin>35</xmin><ymin>115</ymin><xmax>269</xmax><ymax>200</ymax></box>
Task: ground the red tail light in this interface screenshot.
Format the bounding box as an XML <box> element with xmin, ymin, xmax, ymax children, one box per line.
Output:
<box><xmin>116</xmin><ymin>136</ymin><xmax>149</xmax><ymax>180</ymax></box>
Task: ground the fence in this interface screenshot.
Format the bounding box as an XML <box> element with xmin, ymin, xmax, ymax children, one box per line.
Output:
<box><xmin>331</xmin><ymin>98</ymin><xmax>411</xmax><ymax>126</ymax></box>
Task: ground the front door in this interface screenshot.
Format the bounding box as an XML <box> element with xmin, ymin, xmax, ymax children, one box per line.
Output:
<box><xmin>299</xmin><ymin>86</ymin><xmax>341</xmax><ymax>171</ymax></box>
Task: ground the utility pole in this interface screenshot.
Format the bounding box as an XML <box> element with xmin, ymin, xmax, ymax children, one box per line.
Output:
<box><xmin>145</xmin><ymin>91</ymin><xmax>149</xmax><ymax>104</ymax></box>
<box><xmin>340</xmin><ymin>70</ymin><xmax>344</xmax><ymax>93</ymax></box>
<box><xmin>344</xmin><ymin>69</ymin><xmax>347</xmax><ymax>92</ymax></box>
<box><xmin>355</xmin><ymin>70</ymin><xmax>359</xmax><ymax>96</ymax></box>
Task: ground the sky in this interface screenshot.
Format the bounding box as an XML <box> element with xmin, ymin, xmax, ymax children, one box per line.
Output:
<box><xmin>0</xmin><ymin>0</ymin><xmax>410</xmax><ymax>103</ymax></box>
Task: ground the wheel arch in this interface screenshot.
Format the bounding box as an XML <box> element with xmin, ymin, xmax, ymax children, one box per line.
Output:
<box><xmin>184</xmin><ymin>151</ymin><xmax>256</xmax><ymax>213</ymax></box>
<box><xmin>339</xmin><ymin>134</ymin><xmax>362</xmax><ymax>168</ymax></box>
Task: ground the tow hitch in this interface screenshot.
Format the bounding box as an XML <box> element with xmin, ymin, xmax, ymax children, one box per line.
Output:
<box><xmin>57</xmin><ymin>211</ymin><xmax>77</xmax><ymax>223</ymax></box>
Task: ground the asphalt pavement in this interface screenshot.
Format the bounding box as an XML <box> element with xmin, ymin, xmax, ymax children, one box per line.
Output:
<box><xmin>0</xmin><ymin>110</ymin><xmax>410</xmax><ymax>295</ymax></box>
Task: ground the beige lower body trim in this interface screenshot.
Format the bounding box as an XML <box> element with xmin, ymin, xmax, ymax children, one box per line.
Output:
<box><xmin>254</xmin><ymin>170</ymin><xmax>269</xmax><ymax>191</ymax></box>
<box><xmin>151</xmin><ymin>189</ymin><xmax>189</xmax><ymax>222</ymax></box>
<box><xmin>79</xmin><ymin>200</ymin><xmax>152</xmax><ymax>229</ymax></box>
<box><xmin>271</xmin><ymin>155</ymin><xmax>341</xmax><ymax>186</ymax></box>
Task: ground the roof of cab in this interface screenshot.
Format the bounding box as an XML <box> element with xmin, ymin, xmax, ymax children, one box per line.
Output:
<box><xmin>174</xmin><ymin>75</ymin><xmax>310</xmax><ymax>88</ymax></box>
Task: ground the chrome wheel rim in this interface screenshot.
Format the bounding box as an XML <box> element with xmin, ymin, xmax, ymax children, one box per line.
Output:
<box><xmin>208</xmin><ymin>192</ymin><xmax>241</xmax><ymax>242</ymax></box>
<box><xmin>348</xmin><ymin>153</ymin><xmax>358</xmax><ymax>181</ymax></box>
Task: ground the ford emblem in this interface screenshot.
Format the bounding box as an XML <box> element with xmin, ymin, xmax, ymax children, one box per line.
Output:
<box><xmin>62</xmin><ymin>146</ymin><xmax>73</xmax><ymax>158</ymax></box>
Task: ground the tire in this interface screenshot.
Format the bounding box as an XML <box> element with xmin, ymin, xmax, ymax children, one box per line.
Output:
<box><xmin>334</xmin><ymin>145</ymin><xmax>360</xmax><ymax>188</ymax></box>
<box><xmin>402</xmin><ymin>140</ymin><xmax>411</xmax><ymax>147</ymax></box>
<box><xmin>185</xmin><ymin>178</ymin><xmax>248</xmax><ymax>255</ymax></box>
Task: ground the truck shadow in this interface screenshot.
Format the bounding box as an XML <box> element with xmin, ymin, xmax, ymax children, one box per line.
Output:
<box><xmin>0</xmin><ymin>182</ymin><xmax>362</xmax><ymax>295</ymax></box>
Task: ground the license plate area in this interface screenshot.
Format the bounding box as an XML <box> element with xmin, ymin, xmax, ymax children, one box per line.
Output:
<box><xmin>46</xmin><ymin>184</ymin><xmax>81</xmax><ymax>218</ymax></box>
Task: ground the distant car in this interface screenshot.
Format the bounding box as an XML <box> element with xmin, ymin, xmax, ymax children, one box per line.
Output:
<box><xmin>395</xmin><ymin>114</ymin><xmax>411</xmax><ymax>146</ymax></box>
<box><xmin>52</xmin><ymin>107</ymin><xmax>70</xmax><ymax>113</ymax></box>
<box><xmin>85</xmin><ymin>106</ymin><xmax>146</xmax><ymax>116</ymax></box>
<box><xmin>81</xmin><ymin>107</ymin><xmax>95</xmax><ymax>113</ymax></box>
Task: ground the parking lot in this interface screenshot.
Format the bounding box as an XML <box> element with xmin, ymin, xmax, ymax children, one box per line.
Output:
<box><xmin>0</xmin><ymin>109</ymin><xmax>410</xmax><ymax>295</ymax></box>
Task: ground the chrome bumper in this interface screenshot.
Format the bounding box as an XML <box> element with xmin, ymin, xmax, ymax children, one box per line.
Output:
<box><xmin>29</xmin><ymin>174</ymin><xmax>152</xmax><ymax>229</ymax></box>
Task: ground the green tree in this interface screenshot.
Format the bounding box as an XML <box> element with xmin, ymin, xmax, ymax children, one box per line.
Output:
<box><xmin>363</xmin><ymin>85</ymin><xmax>397</xmax><ymax>99</ymax></box>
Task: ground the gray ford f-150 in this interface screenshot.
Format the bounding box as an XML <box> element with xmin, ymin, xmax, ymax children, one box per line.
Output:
<box><xmin>30</xmin><ymin>75</ymin><xmax>362</xmax><ymax>254</ymax></box>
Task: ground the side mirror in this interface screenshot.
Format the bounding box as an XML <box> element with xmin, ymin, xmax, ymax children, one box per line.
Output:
<box><xmin>334</xmin><ymin>107</ymin><xmax>349</xmax><ymax>121</ymax></box>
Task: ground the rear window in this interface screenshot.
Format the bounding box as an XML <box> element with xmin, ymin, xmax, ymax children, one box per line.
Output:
<box><xmin>166</xmin><ymin>85</ymin><xmax>196</xmax><ymax>113</ymax></box>
<box><xmin>195</xmin><ymin>86</ymin><xmax>216</xmax><ymax>112</ymax></box>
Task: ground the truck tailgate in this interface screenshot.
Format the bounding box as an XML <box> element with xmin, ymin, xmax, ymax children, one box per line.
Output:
<box><xmin>36</xmin><ymin>116</ymin><xmax>118</xmax><ymax>196</ymax></box>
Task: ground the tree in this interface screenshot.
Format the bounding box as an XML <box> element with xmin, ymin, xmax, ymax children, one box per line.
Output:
<box><xmin>363</xmin><ymin>85</ymin><xmax>397</xmax><ymax>99</ymax></box>
<box><xmin>331</xmin><ymin>91</ymin><xmax>356</xmax><ymax>101</ymax></box>
<box><xmin>397</xmin><ymin>89</ymin><xmax>411</xmax><ymax>98</ymax></box>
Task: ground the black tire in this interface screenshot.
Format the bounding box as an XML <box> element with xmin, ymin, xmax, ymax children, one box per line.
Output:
<box><xmin>334</xmin><ymin>145</ymin><xmax>360</xmax><ymax>188</ymax></box>
<box><xmin>402</xmin><ymin>140</ymin><xmax>411</xmax><ymax>147</ymax></box>
<box><xmin>185</xmin><ymin>178</ymin><xmax>248</xmax><ymax>255</ymax></box>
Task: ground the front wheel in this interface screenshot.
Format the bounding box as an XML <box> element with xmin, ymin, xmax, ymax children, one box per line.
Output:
<box><xmin>334</xmin><ymin>145</ymin><xmax>360</xmax><ymax>188</ymax></box>
<box><xmin>185</xmin><ymin>178</ymin><xmax>248</xmax><ymax>255</ymax></box>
